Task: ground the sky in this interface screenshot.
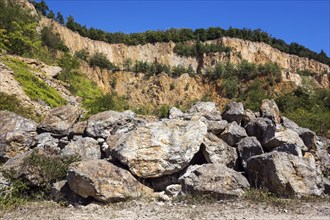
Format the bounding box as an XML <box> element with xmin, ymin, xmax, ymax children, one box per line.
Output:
<box><xmin>43</xmin><ymin>0</ymin><xmax>330</xmax><ymax>55</ymax></box>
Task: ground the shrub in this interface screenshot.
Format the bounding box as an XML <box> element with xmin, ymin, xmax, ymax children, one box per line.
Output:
<box><xmin>74</xmin><ymin>48</ymin><xmax>89</xmax><ymax>61</ymax></box>
<box><xmin>87</xmin><ymin>92</ymin><xmax>128</xmax><ymax>116</ymax></box>
<box><xmin>89</xmin><ymin>52</ymin><xmax>118</xmax><ymax>71</ymax></box>
<box><xmin>41</xmin><ymin>26</ymin><xmax>69</xmax><ymax>52</ymax></box>
<box><xmin>0</xmin><ymin>92</ymin><xmax>36</xmax><ymax>120</ymax></box>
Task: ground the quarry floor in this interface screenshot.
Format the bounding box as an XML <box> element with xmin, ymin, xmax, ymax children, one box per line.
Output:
<box><xmin>1</xmin><ymin>198</ymin><xmax>330</xmax><ymax>220</ymax></box>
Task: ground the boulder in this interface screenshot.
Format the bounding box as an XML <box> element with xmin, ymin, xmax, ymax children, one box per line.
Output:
<box><xmin>281</xmin><ymin>117</ymin><xmax>317</xmax><ymax>150</ymax></box>
<box><xmin>188</xmin><ymin>102</ymin><xmax>221</xmax><ymax>121</ymax></box>
<box><xmin>38</xmin><ymin>105</ymin><xmax>83</xmax><ymax>136</ymax></box>
<box><xmin>169</xmin><ymin>107</ymin><xmax>184</xmax><ymax>119</ymax></box>
<box><xmin>165</xmin><ymin>184</ymin><xmax>182</xmax><ymax>197</ymax></box>
<box><xmin>259</xmin><ymin>99</ymin><xmax>281</xmax><ymax>124</ymax></box>
<box><xmin>61</xmin><ymin>137</ymin><xmax>101</xmax><ymax>161</ymax></box>
<box><xmin>323</xmin><ymin>178</ymin><xmax>330</xmax><ymax>195</ymax></box>
<box><xmin>237</xmin><ymin>137</ymin><xmax>264</xmax><ymax>170</ymax></box>
<box><xmin>0</xmin><ymin>111</ymin><xmax>37</xmax><ymax>162</ymax></box>
<box><xmin>67</xmin><ymin>160</ymin><xmax>153</xmax><ymax>202</ymax></box>
<box><xmin>86</xmin><ymin>110</ymin><xmax>143</xmax><ymax>138</ymax></box>
<box><xmin>147</xmin><ymin>173</ymin><xmax>179</xmax><ymax>191</ymax></box>
<box><xmin>219</xmin><ymin>121</ymin><xmax>247</xmax><ymax>146</ymax></box>
<box><xmin>245</xmin><ymin>117</ymin><xmax>276</xmax><ymax>144</ymax></box>
<box><xmin>222</xmin><ymin>102</ymin><xmax>244</xmax><ymax>124</ymax></box>
<box><xmin>315</xmin><ymin>137</ymin><xmax>330</xmax><ymax>179</ymax></box>
<box><xmin>263</xmin><ymin>129</ymin><xmax>307</xmax><ymax>152</ymax></box>
<box><xmin>241</xmin><ymin>109</ymin><xmax>257</xmax><ymax>127</ymax></box>
<box><xmin>202</xmin><ymin>133</ymin><xmax>238</xmax><ymax>168</ymax></box>
<box><xmin>51</xmin><ymin>180</ymin><xmax>88</xmax><ymax>204</ymax></box>
<box><xmin>111</xmin><ymin>117</ymin><xmax>207</xmax><ymax>178</ymax></box>
<box><xmin>246</xmin><ymin>152</ymin><xmax>324</xmax><ymax>197</ymax></box>
<box><xmin>69</xmin><ymin>121</ymin><xmax>87</xmax><ymax>136</ymax></box>
<box><xmin>35</xmin><ymin>133</ymin><xmax>59</xmax><ymax>154</ymax></box>
<box><xmin>179</xmin><ymin>164</ymin><xmax>250</xmax><ymax>198</ymax></box>
<box><xmin>205</xmin><ymin>120</ymin><xmax>228</xmax><ymax>135</ymax></box>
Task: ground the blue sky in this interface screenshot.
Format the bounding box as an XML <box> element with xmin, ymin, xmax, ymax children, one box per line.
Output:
<box><xmin>43</xmin><ymin>0</ymin><xmax>330</xmax><ymax>55</ymax></box>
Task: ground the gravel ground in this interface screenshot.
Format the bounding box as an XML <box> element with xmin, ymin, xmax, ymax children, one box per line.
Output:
<box><xmin>1</xmin><ymin>198</ymin><xmax>330</xmax><ymax>220</ymax></box>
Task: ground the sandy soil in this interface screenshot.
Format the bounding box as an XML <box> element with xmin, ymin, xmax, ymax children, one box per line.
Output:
<box><xmin>1</xmin><ymin>198</ymin><xmax>329</xmax><ymax>220</ymax></box>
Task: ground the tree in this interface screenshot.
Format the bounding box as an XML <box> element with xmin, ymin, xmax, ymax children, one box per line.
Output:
<box><xmin>66</xmin><ymin>15</ymin><xmax>76</xmax><ymax>31</ymax></box>
<box><xmin>47</xmin><ymin>10</ymin><xmax>55</xmax><ymax>19</ymax></box>
<box><xmin>56</xmin><ymin>12</ymin><xmax>64</xmax><ymax>25</ymax></box>
<box><xmin>33</xmin><ymin>0</ymin><xmax>49</xmax><ymax>16</ymax></box>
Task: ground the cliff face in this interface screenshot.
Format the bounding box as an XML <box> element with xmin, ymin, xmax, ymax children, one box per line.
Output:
<box><xmin>40</xmin><ymin>18</ymin><xmax>329</xmax><ymax>73</ymax></box>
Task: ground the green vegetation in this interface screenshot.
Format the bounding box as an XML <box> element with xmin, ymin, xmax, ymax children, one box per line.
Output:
<box><xmin>276</xmin><ymin>88</ymin><xmax>330</xmax><ymax>137</ymax></box>
<box><xmin>89</xmin><ymin>52</ymin><xmax>118</xmax><ymax>71</ymax></box>
<box><xmin>174</xmin><ymin>42</ymin><xmax>232</xmax><ymax>58</ymax></box>
<box><xmin>0</xmin><ymin>1</ymin><xmax>40</xmax><ymax>56</ymax></box>
<box><xmin>0</xmin><ymin>92</ymin><xmax>37</xmax><ymax>121</ymax></box>
<box><xmin>3</xmin><ymin>57</ymin><xmax>67</xmax><ymax>108</ymax></box>
<box><xmin>0</xmin><ymin>152</ymin><xmax>79</xmax><ymax>210</ymax></box>
<box><xmin>74</xmin><ymin>48</ymin><xmax>89</xmax><ymax>61</ymax></box>
<box><xmin>40</xmin><ymin>26</ymin><xmax>68</xmax><ymax>52</ymax></box>
<box><xmin>86</xmin><ymin>93</ymin><xmax>129</xmax><ymax>116</ymax></box>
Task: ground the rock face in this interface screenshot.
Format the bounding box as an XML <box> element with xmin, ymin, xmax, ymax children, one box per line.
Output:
<box><xmin>179</xmin><ymin>164</ymin><xmax>250</xmax><ymax>198</ymax></box>
<box><xmin>38</xmin><ymin>105</ymin><xmax>82</xmax><ymax>135</ymax></box>
<box><xmin>222</xmin><ymin>102</ymin><xmax>244</xmax><ymax>124</ymax></box>
<box><xmin>202</xmin><ymin>133</ymin><xmax>238</xmax><ymax>168</ymax></box>
<box><xmin>237</xmin><ymin>137</ymin><xmax>264</xmax><ymax>170</ymax></box>
<box><xmin>259</xmin><ymin>99</ymin><xmax>281</xmax><ymax>124</ymax></box>
<box><xmin>111</xmin><ymin>117</ymin><xmax>207</xmax><ymax>178</ymax></box>
<box><xmin>61</xmin><ymin>137</ymin><xmax>101</xmax><ymax>160</ymax></box>
<box><xmin>187</xmin><ymin>102</ymin><xmax>221</xmax><ymax>120</ymax></box>
<box><xmin>0</xmin><ymin>111</ymin><xmax>37</xmax><ymax>162</ymax></box>
<box><xmin>67</xmin><ymin>160</ymin><xmax>152</xmax><ymax>202</ymax></box>
<box><xmin>86</xmin><ymin>110</ymin><xmax>142</xmax><ymax>138</ymax></box>
<box><xmin>246</xmin><ymin>152</ymin><xmax>324</xmax><ymax>197</ymax></box>
<box><xmin>220</xmin><ymin>121</ymin><xmax>247</xmax><ymax>146</ymax></box>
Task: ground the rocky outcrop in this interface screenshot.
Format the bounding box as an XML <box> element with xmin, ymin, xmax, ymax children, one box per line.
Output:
<box><xmin>111</xmin><ymin>117</ymin><xmax>207</xmax><ymax>178</ymax></box>
<box><xmin>0</xmin><ymin>111</ymin><xmax>37</xmax><ymax>162</ymax></box>
<box><xmin>246</xmin><ymin>152</ymin><xmax>324</xmax><ymax>197</ymax></box>
<box><xmin>67</xmin><ymin>160</ymin><xmax>153</xmax><ymax>202</ymax></box>
<box><xmin>179</xmin><ymin>164</ymin><xmax>250</xmax><ymax>198</ymax></box>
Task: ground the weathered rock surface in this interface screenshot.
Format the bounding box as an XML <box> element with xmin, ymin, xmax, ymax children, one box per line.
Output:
<box><xmin>245</xmin><ymin>117</ymin><xmax>276</xmax><ymax>144</ymax></box>
<box><xmin>69</xmin><ymin>121</ymin><xmax>87</xmax><ymax>136</ymax></box>
<box><xmin>202</xmin><ymin>133</ymin><xmax>238</xmax><ymax>168</ymax></box>
<box><xmin>51</xmin><ymin>180</ymin><xmax>88</xmax><ymax>204</ymax></box>
<box><xmin>205</xmin><ymin>120</ymin><xmax>228</xmax><ymax>135</ymax></box>
<box><xmin>165</xmin><ymin>184</ymin><xmax>182</xmax><ymax>197</ymax></box>
<box><xmin>259</xmin><ymin>99</ymin><xmax>281</xmax><ymax>123</ymax></box>
<box><xmin>246</xmin><ymin>152</ymin><xmax>324</xmax><ymax>197</ymax></box>
<box><xmin>86</xmin><ymin>110</ymin><xmax>142</xmax><ymax>138</ymax></box>
<box><xmin>179</xmin><ymin>164</ymin><xmax>250</xmax><ymax>198</ymax></box>
<box><xmin>0</xmin><ymin>111</ymin><xmax>37</xmax><ymax>162</ymax></box>
<box><xmin>220</xmin><ymin>121</ymin><xmax>247</xmax><ymax>146</ymax></box>
<box><xmin>38</xmin><ymin>105</ymin><xmax>83</xmax><ymax>135</ymax></box>
<box><xmin>169</xmin><ymin>107</ymin><xmax>184</xmax><ymax>119</ymax></box>
<box><xmin>188</xmin><ymin>102</ymin><xmax>221</xmax><ymax>121</ymax></box>
<box><xmin>242</xmin><ymin>109</ymin><xmax>257</xmax><ymax>127</ymax></box>
<box><xmin>222</xmin><ymin>102</ymin><xmax>244</xmax><ymax>124</ymax></box>
<box><xmin>263</xmin><ymin>129</ymin><xmax>307</xmax><ymax>152</ymax></box>
<box><xmin>273</xmin><ymin>143</ymin><xmax>303</xmax><ymax>157</ymax></box>
<box><xmin>111</xmin><ymin>117</ymin><xmax>207</xmax><ymax>178</ymax></box>
<box><xmin>67</xmin><ymin>160</ymin><xmax>153</xmax><ymax>202</ymax></box>
<box><xmin>61</xmin><ymin>137</ymin><xmax>101</xmax><ymax>161</ymax></box>
<box><xmin>237</xmin><ymin>137</ymin><xmax>264</xmax><ymax>170</ymax></box>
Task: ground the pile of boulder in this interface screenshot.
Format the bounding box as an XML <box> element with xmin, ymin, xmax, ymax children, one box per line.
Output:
<box><xmin>0</xmin><ymin>99</ymin><xmax>329</xmax><ymax>204</ymax></box>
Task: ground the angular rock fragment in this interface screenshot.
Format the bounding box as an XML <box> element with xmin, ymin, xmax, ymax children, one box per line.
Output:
<box><xmin>220</xmin><ymin>121</ymin><xmax>247</xmax><ymax>146</ymax></box>
<box><xmin>61</xmin><ymin>137</ymin><xmax>101</xmax><ymax>160</ymax></box>
<box><xmin>222</xmin><ymin>102</ymin><xmax>244</xmax><ymax>124</ymax></box>
<box><xmin>237</xmin><ymin>136</ymin><xmax>263</xmax><ymax>170</ymax></box>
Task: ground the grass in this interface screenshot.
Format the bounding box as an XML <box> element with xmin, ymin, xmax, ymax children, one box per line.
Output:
<box><xmin>0</xmin><ymin>92</ymin><xmax>39</xmax><ymax>121</ymax></box>
<box><xmin>3</xmin><ymin>57</ymin><xmax>67</xmax><ymax>108</ymax></box>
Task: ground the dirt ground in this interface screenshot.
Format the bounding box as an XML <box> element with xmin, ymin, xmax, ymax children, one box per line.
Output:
<box><xmin>1</xmin><ymin>198</ymin><xmax>329</xmax><ymax>220</ymax></box>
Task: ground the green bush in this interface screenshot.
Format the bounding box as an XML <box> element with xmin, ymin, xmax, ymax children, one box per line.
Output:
<box><xmin>87</xmin><ymin>92</ymin><xmax>128</xmax><ymax>116</ymax></box>
<box><xmin>41</xmin><ymin>26</ymin><xmax>69</xmax><ymax>52</ymax></box>
<box><xmin>89</xmin><ymin>52</ymin><xmax>118</xmax><ymax>71</ymax></box>
<box><xmin>276</xmin><ymin>88</ymin><xmax>330</xmax><ymax>137</ymax></box>
<box><xmin>3</xmin><ymin>57</ymin><xmax>67</xmax><ymax>108</ymax></box>
<box><xmin>174</xmin><ymin>42</ymin><xmax>232</xmax><ymax>58</ymax></box>
<box><xmin>74</xmin><ymin>49</ymin><xmax>90</xmax><ymax>61</ymax></box>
